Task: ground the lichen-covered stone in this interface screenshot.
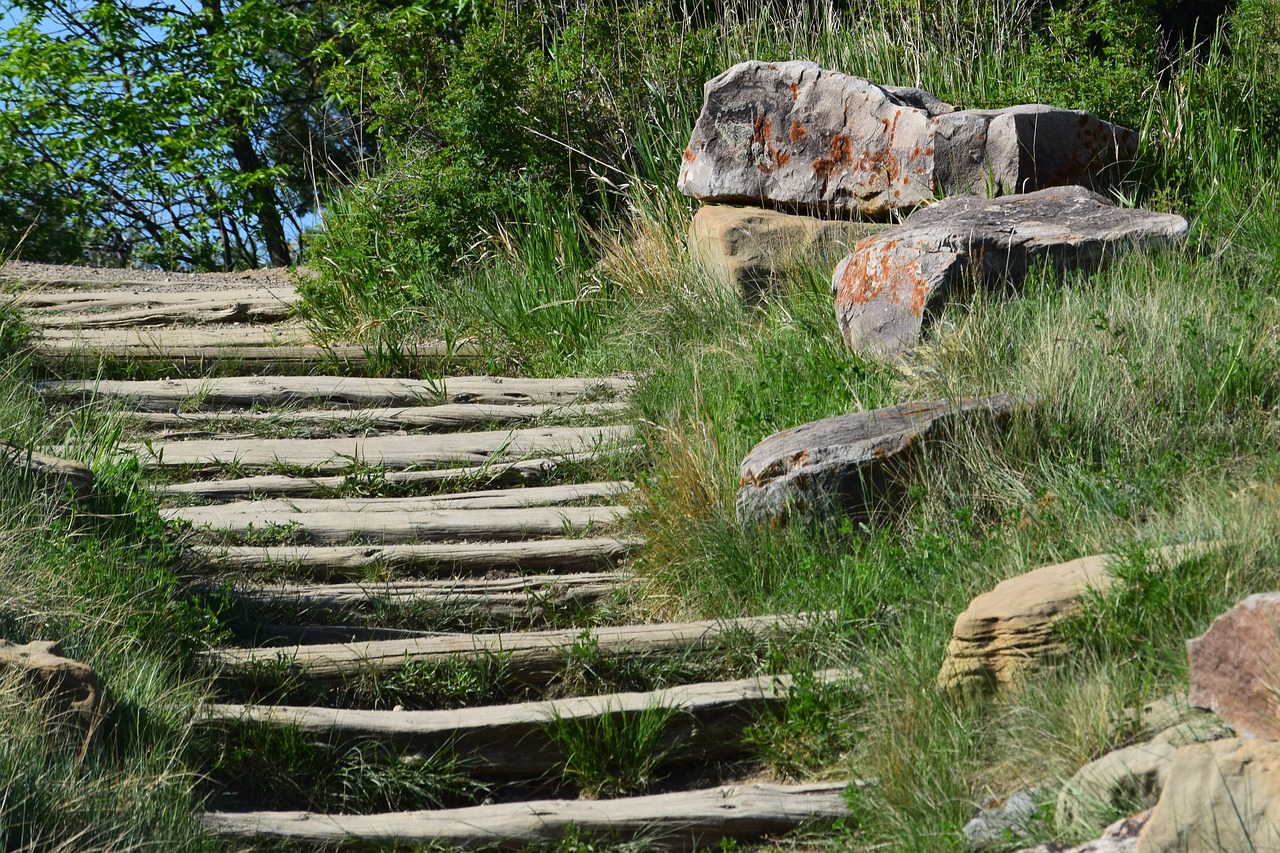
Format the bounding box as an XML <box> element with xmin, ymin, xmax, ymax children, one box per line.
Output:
<box><xmin>688</xmin><ymin>205</ymin><xmax>883</xmax><ymax>298</ymax></box>
<box><xmin>832</xmin><ymin>187</ymin><xmax>1190</xmax><ymax>360</ymax></box>
<box><xmin>736</xmin><ymin>395</ymin><xmax>1023</xmax><ymax>528</ymax></box>
<box><xmin>678</xmin><ymin>61</ymin><xmax>1139</xmax><ymax>219</ymax></box>
<box><xmin>1187</xmin><ymin>592</ymin><xmax>1280</xmax><ymax>740</ymax></box>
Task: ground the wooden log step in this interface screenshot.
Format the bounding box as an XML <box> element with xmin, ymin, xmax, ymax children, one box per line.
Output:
<box><xmin>203</xmin><ymin>669</ymin><xmax>852</xmax><ymax>777</ymax></box>
<box><xmin>175</xmin><ymin>504</ymin><xmax>630</xmax><ymax>545</ymax></box>
<box><xmin>222</xmin><ymin>573</ymin><xmax>624</xmax><ymax>622</ymax></box>
<box><xmin>26</xmin><ymin>300</ymin><xmax>295</xmax><ymax>328</ymax></box>
<box><xmin>188</xmin><ymin>537</ymin><xmax>640</xmax><ymax>580</ymax></box>
<box><xmin>209</xmin><ymin>613</ymin><xmax>820</xmax><ymax>682</ymax></box>
<box><xmin>38</xmin><ymin>375</ymin><xmax>635</xmax><ymax>411</ymax></box>
<box><xmin>202</xmin><ymin>781</ymin><xmax>851</xmax><ymax>849</ymax></box>
<box><xmin>29</xmin><ymin>328</ymin><xmax>476</xmax><ymax>371</ymax></box>
<box><xmin>13</xmin><ymin>287</ymin><xmax>297</xmax><ymax>310</ymax></box>
<box><xmin>158</xmin><ymin>452</ymin><xmax>628</xmax><ymax>500</ymax></box>
<box><xmin>126</xmin><ymin>401</ymin><xmax>627</xmax><ymax>431</ymax></box>
<box><xmin>131</xmin><ymin>425</ymin><xmax>634</xmax><ymax>473</ymax></box>
<box><xmin>166</xmin><ymin>482</ymin><xmax>635</xmax><ymax>524</ymax></box>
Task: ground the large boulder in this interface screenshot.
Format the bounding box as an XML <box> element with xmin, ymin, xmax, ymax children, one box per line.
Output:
<box><xmin>832</xmin><ymin>187</ymin><xmax>1190</xmax><ymax>360</ymax></box>
<box><xmin>1135</xmin><ymin>739</ymin><xmax>1280</xmax><ymax>852</ymax></box>
<box><xmin>0</xmin><ymin>639</ymin><xmax>106</xmax><ymax>724</ymax></box>
<box><xmin>938</xmin><ymin>545</ymin><xmax>1210</xmax><ymax>694</ymax></box>
<box><xmin>689</xmin><ymin>204</ymin><xmax>883</xmax><ymax>298</ymax></box>
<box><xmin>678</xmin><ymin>61</ymin><xmax>1139</xmax><ymax>219</ymax></box>
<box><xmin>736</xmin><ymin>395</ymin><xmax>1023</xmax><ymax>528</ymax></box>
<box><xmin>1187</xmin><ymin>592</ymin><xmax>1280</xmax><ymax>740</ymax></box>
<box><xmin>1056</xmin><ymin>742</ymin><xmax>1177</xmax><ymax>835</ymax></box>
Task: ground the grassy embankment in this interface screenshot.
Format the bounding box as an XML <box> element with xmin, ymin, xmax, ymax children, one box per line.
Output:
<box><xmin>2</xmin><ymin>0</ymin><xmax>1279</xmax><ymax>849</ymax></box>
<box><xmin>299</xmin><ymin>0</ymin><xmax>1280</xmax><ymax>848</ymax></box>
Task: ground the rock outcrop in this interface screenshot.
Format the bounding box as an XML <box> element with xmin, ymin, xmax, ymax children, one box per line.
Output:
<box><xmin>939</xmin><ymin>545</ymin><xmax>1210</xmax><ymax>694</ymax></box>
<box><xmin>736</xmin><ymin>395</ymin><xmax>1023</xmax><ymax>528</ymax></box>
<box><xmin>689</xmin><ymin>205</ymin><xmax>882</xmax><ymax>298</ymax></box>
<box><xmin>1187</xmin><ymin>592</ymin><xmax>1280</xmax><ymax>740</ymax></box>
<box><xmin>831</xmin><ymin>187</ymin><xmax>1190</xmax><ymax>360</ymax></box>
<box><xmin>678</xmin><ymin>61</ymin><xmax>1139</xmax><ymax>219</ymax></box>
<box><xmin>0</xmin><ymin>639</ymin><xmax>106</xmax><ymax>723</ymax></box>
<box><xmin>1135</xmin><ymin>739</ymin><xmax>1280</xmax><ymax>852</ymax></box>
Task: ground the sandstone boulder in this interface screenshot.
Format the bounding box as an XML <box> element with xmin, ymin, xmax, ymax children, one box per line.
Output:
<box><xmin>1135</xmin><ymin>739</ymin><xmax>1280</xmax><ymax>852</ymax></box>
<box><xmin>1187</xmin><ymin>592</ymin><xmax>1280</xmax><ymax>740</ymax></box>
<box><xmin>0</xmin><ymin>440</ymin><xmax>94</xmax><ymax>503</ymax></box>
<box><xmin>689</xmin><ymin>205</ymin><xmax>882</xmax><ymax>298</ymax></box>
<box><xmin>678</xmin><ymin>61</ymin><xmax>1139</xmax><ymax>219</ymax></box>
<box><xmin>736</xmin><ymin>395</ymin><xmax>1023</xmax><ymax>528</ymax></box>
<box><xmin>938</xmin><ymin>544</ymin><xmax>1210</xmax><ymax>694</ymax></box>
<box><xmin>1056</xmin><ymin>742</ymin><xmax>1177</xmax><ymax>835</ymax></box>
<box><xmin>832</xmin><ymin>187</ymin><xmax>1190</xmax><ymax>360</ymax></box>
<box><xmin>0</xmin><ymin>639</ymin><xmax>106</xmax><ymax>723</ymax></box>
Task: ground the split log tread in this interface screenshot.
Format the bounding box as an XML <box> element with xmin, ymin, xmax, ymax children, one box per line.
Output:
<box><xmin>130</xmin><ymin>425</ymin><xmax>634</xmax><ymax>472</ymax></box>
<box><xmin>203</xmin><ymin>670</ymin><xmax>854</xmax><ymax>776</ymax></box>
<box><xmin>127</xmin><ymin>401</ymin><xmax>627</xmax><ymax>431</ymax></box>
<box><xmin>175</xmin><ymin>504</ymin><xmax>630</xmax><ymax>545</ymax></box>
<box><xmin>39</xmin><ymin>375</ymin><xmax>635</xmax><ymax>410</ymax></box>
<box><xmin>158</xmin><ymin>452</ymin><xmax>628</xmax><ymax>499</ymax></box>
<box><xmin>221</xmin><ymin>572</ymin><xmax>624</xmax><ymax>620</ymax></box>
<box><xmin>202</xmin><ymin>781</ymin><xmax>851</xmax><ymax>849</ymax></box>
<box><xmin>188</xmin><ymin>536</ymin><xmax>641</xmax><ymax>579</ymax></box>
<box><xmin>164</xmin><ymin>481</ymin><xmax>635</xmax><ymax>521</ymax></box>
<box><xmin>209</xmin><ymin>613</ymin><xmax>823</xmax><ymax>682</ymax></box>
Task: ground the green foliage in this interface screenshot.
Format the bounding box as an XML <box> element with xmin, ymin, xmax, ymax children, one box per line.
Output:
<box><xmin>544</xmin><ymin>703</ymin><xmax>681</xmax><ymax>797</ymax></box>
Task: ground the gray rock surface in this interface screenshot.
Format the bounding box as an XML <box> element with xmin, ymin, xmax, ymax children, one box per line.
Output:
<box><xmin>1135</xmin><ymin>739</ymin><xmax>1280</xmax><ymax>852</ymax></box>
<box><xmin>1187</xmin><ymin>592</ymin><xmax>1280</xmax><ymax>740</ymax></box>
<box><xmin>831</xmin><ymin>187</ymin><xmax>1189</xmax><ymax>360</ymax></box>
<box><xmin>736</xmin><ymin>395</ymin><xmax>1023</xmax><ymax>527</ymax></box>
<box><xmin>689</xmin><ymin>204</ymin><xmax>882</xmax><ymax>298</ymax></box>
<box><xmin>964</xmin><ymin>789</ymin><xmax>1046</xmax><ymax>849</ymax></box>
<box><xmin>678</xmin><ymin>61</ymin><xmax>1139</xmax><ymax>219</ymax></box>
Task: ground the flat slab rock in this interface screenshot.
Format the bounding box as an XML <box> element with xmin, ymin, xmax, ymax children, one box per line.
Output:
<box><xmin>679</xmin><ymin>60</ymin><xmax>1138</xmax><ymax>219</ymax></box>
<box><xmin>832</xmin><ymin>187</ymin><xmax>1190</xmax><ymax>360</ymax></box>
<box><xmin>1187</xmin><ymin>592</ymin><xmax>1280</xmax><ymax>739</ymax></box>
<box><xmin>736</xmin><ymin>395</ymin><xmax>1022</xmax><ymax>527</ymax></box>
<box><xmin>689</xmin><ymin>204</ymin><xmax>882</xmax><ymax>297</ymax></box>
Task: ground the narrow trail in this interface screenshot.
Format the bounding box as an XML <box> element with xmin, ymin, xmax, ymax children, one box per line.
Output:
<box><xmin>13</xmin><ymin>269</ymin><xmax>852</xmax><ymax>850</ymax></box>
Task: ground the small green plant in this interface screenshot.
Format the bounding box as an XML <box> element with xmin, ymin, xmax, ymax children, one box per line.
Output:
<box><xmin>544</xmin><ymin>702</ymin><xmax>681</xmax><ymax>798</ymax></box>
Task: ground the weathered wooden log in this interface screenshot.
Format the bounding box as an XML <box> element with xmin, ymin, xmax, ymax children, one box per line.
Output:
<box><xmin>203</xmin><ymin>669</ymin><xmax>854</xmax><ymax>777</ymax></box>
<box><xmin>127</xmin><ymin>401</ymin><xmax>627</xmax><ymax>431</ymax></box>
<box><xmin>202</xmin><ymin>781</ymin><xmax>851</xmax><ymax>849</ymax></box>
<box><xmin>131</xmin><ymin>425</ymin><xmax>634</xmax><ymax>473</ymax></box>
<box><xmin>188</xmin><ymin>537</ymin><xmax>641</xmax><ymax>580</ymax></box>
<box><xmin>208</xmin><ymin>613</ymin><xmax>824</xmax><ymax>683</ymax></box>
<box><xmin>157</xmin><ymin>451</ymin><xmax>630</xmax><ymax>499</ymax></box>
<box><xmin>39</xmin><ymin>375</ymin><xmax>635</xmax><ymax>411</ymax></box>
<box><xmin>26</xmin><ymin>302</ymin><xmax>295</xmax><ymax>328</ymax></box>
<box><xmin>164</xmin><ymin>481</ymin><xmax>635</xmax><ymax>523</ymax></box>
<box><xmin>174</xmin><ymin>504</ymin><xmax>630</xmax><ymax>545</ymax></box>
<box><xmin>0</xmin><ymin>441</ymin><xmax>95</xmax><ymax>503</ymax></box>
<box><xmin>220</xmin><ymin>573</ymin><xmax>624</xmax><ymax>625</ymax></box>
